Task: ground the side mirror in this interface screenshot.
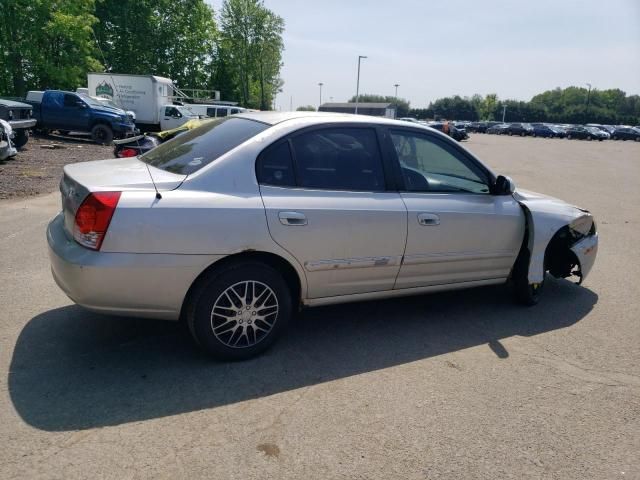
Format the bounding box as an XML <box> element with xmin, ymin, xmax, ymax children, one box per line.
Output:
<box><xmin>494</xmin><ymin>175</ymin><xmax>516</xmax><ymax>195</ymax></box>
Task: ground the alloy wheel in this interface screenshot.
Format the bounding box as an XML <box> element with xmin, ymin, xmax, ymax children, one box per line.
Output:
<box><xmin>210</xmin><ymin>280</ymin><xmax>279</xmax><ymax>348</ymax></box>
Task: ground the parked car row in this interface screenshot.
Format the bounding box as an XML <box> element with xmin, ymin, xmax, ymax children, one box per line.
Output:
<box><xmin>465</xmin><ymin>121</ymin><xmax>640</xmax><ymax>141</ymax></box>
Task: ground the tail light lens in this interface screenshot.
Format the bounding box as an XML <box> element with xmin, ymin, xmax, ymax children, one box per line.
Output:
<box><xmin>73</xmin><ymin>192</ymin><xmax>121</xmax><ymax>250</ymax></box>
<box><xmin>118</xmin><ymin>148</ymin><xmax>138</xmax><ymax>158</ymax></box>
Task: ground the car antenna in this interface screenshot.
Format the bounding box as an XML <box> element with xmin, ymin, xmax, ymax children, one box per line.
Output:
<box><xmin>92</xmin><ymin>30</ymin><xmax>160</xmax><ymax>200</ymax></box>
<box><xmin>144</xmin><ymin>161</ymin><xmax>162</xmax><ymax>199</ymax></box>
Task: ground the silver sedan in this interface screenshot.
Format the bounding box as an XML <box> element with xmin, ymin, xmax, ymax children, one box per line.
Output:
<box><xmin>47</xmin><ymin>112</ymin><xmax>598</xmax><ymax>360</ymax></box>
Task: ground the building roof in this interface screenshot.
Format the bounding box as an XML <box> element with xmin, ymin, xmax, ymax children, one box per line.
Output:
<box><xmin>320</xmin><ymin>102</ymin><xmax>394</xmax><ymax>109</ymax></box>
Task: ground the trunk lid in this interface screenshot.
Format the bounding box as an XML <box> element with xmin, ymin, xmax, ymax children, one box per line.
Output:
<box><xmin>60</xmin><ymin>157</ymin><xmax>186</xmax><ymax>235</ymax></box>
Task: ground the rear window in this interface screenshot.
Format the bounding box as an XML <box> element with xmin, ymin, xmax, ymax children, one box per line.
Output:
<box><xmin>140</xmin><ymin>117</ymin><xmax>269</xmax><ymax>175</ymax></box>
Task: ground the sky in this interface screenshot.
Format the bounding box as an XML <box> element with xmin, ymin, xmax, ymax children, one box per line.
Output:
<box><xmin>208</xmin><ymin>0</ymin><xmax>640</xmax><ymax>110</ymax></box>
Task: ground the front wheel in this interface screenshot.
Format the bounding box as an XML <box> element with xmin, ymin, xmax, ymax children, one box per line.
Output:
<box><xmin>186</xmin><ymin>262</ymin><xmax>293</xmax><ymax>360</ymax></box>
<box><xmin>512</xmin><ymin>249</ymin><xmax>544</xmax><ymax>306</ymax></box>
<box><xmin>91</xmin><ymin>124</ymin><xmax>113</xmax><ymax>145</ymax></box>
<box><xmin>13</xmin><ymin>130</ymin><xmax>29</xmax><ymax>149</ymax></box>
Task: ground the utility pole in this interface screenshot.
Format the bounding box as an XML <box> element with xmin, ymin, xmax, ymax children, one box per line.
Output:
<box><xmin>355</xmin><ymin>55</ymin><xmax>367</xmax><ymax>114</ymax></box>
<box><xmin>585</xmin><ymin>82</ymin><xmax>592</xmax><ymax>120</ymax></box>
<box><xmin>394</xmin><ymin>83</ymin><xmax>399</xmax><ymax>118</ymax></box>
<box><xmin>502</xmin><ymin>105</ymin><xmax>507</xmax><ymax>123</ymax></box>
<box><xmin>318</xmin><ymin>82</ymin><xmax>323</xmax><ymax>110</ymax></box>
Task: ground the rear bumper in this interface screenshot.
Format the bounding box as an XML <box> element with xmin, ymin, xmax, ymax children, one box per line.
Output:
<box><xmin>47</xmin><ymin>213</ymin><xmax>224</xmax><ymax>320</ymax></box>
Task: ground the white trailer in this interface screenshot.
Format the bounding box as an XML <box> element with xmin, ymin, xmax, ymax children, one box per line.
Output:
<box><xmin>86</xmin><ymin>73</ymin><xmax>201</xmax><ymax>131</ymax></box>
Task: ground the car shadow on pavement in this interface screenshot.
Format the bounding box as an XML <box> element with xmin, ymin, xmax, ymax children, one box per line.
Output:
<box><xmin>9</xmin><ymin>279</ymin><xmax>597</xmax><ymax>431</ymax></box>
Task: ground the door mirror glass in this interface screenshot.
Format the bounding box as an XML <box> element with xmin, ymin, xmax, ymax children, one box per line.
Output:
<box><xmin>494</xmin><ymin>175</ymin><xmax>516</xmax><ymax>195</ymax></box>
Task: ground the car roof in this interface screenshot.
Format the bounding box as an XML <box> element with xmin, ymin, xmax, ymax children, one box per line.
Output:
<box><xmin>235</xmin><ymin>111</ymin><xmax>422</xmax><ymax>128</ymax></box>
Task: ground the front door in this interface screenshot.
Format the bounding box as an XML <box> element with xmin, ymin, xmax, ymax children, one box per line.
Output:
<box><xmin>386</xmin><ymin>128</ymin><xmax>525</xmax><ymax>289</ymax></box>
<box><xmin>258</xmin><ymin>126</ymin><xmax>407</xmax><ymax>299</ymax></box>
<box><xmin>161</xmin><ymin>106</ymin><xmax>185</xmax><ymax>130</ymax></box>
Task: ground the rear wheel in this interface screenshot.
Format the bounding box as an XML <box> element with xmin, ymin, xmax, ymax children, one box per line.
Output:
<box><xmin>91</xmin><ymin>124</ymin><xmax>113</xmax><ymax>145</ymax></box>
<box><xmin>186</xmin><ymin>262</ymin><xmax>292</xmax><ymax>361</ymax></box>
<box><xmin>567</xmin><ymin>134</ymin><xmax>572</xmax><ymax>139</ymax></box>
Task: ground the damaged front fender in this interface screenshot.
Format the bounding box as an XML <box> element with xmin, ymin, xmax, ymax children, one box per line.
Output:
<box><xmin>513</xmin><ymin>189</ymin><xmax>598</xmax><ymax>284</ymax></box>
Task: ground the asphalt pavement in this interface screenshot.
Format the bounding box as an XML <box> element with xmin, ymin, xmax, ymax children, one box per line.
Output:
<box><xmin>1</xmin><ymin>135</ymin><xmax>639</xmax><ymax>479</ymax></box>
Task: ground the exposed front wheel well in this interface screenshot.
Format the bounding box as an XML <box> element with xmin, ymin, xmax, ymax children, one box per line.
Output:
<box><xmin>544</xmin><ymin>226</ymin><xmax>582</xmax><ymax>282</ymax></box>
<box><xmin>180</xmin><ymin>251</ymin><xmax>302</xmax><ymax>321</ymax></box>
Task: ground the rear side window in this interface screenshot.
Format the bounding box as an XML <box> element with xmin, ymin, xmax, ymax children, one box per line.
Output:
<box><xmin>216</xmin><ymin>108</ymin><xmax>228</xmax><ymax>117</ymax></box>
<box><xmin>140</xmin><ymin>117</ymin><xmax>268</xmax><ymax>175</ymax></box>
<box><xmin>256</xmin><ymin>141</ymin><xmax>295</xmax><ymax>187</ymax></box>
<box><xmin>290</xmin><ymin>128</ymin><xmax>385</xmax><ymax>191</ymax></box>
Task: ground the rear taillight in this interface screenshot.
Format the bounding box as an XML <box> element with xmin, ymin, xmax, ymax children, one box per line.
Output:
<box><xmin>118</xmin><ymin>148</ymin><xmax>137</xmax><ymax>158</ymax></box>
<box><xmin>73</xmin><ymin>192</ymin><xmax>121</xmax><ymax>250</ymax></box>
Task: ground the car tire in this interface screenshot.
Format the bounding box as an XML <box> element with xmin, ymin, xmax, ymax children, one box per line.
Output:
<box><xmin>532</xmin><ymin>133</ymin><xmax>537</xmax><ymax>137</ymax></box>
<box><xmin>635</xmin><ymin>137</ymin><xmax>640</xmax><ymax>142</ymax></box>
<box><xmin>512</xmin><ymin>248</ymin><xmax>544</xmax><ymax>306</ymax></box>
<box><xmin>91</xmin><ymin>124</ymin><xmax>113</xmax><ymax>145</ymax></box>
<box><xmin>567</xmin><ymin>134</ymin><xmax>572</xmax><ymax>139</ymax></box>
<box><xmin>587</xmin><ymin>135</ymin><xmax>592</xmax><ymax>141</ymax></box>
<box><xmin>520</xmin><ymin>132</ymin><xmax>525</xmax><ymax>137</ymax></box>
<box><xmin>13</xmin><ymin>130</ymin><xmax>29</xmax><ymax>149</ymax></box>
<box><xmin>186</xmin><ymin>262</ymin><xmax>293</xmax><ymax>361</ymax></box>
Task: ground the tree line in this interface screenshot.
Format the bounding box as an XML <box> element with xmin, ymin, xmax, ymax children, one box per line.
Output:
<box><xmin>409</xmin><ymin>87</ymin><xmax>640</xmax><ymax>125</ymax></box>
<box><xmin>0</xmin><ymin>0</ymin><xmax>285</xmax><ymax>110</ymax></box>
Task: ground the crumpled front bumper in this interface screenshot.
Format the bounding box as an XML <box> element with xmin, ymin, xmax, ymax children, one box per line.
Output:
<box><xmin>570</xmin><ymin>233</ymin><xmax>598</xmax><ymax>283</ymax></box>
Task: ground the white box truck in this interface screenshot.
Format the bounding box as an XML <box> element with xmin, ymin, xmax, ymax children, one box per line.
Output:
<box><xmin>86</xmin><ymin>73</ymin><xmax>200</xmax><ymax>131</ymax></box>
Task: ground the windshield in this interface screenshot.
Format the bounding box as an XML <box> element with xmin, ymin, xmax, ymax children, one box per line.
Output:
<box><xmin>140</xmin><ymin>117</ymin><xmax>269</xmax><ymax>175</ymax></box>
<box><xmin>178</xmin><ymin>106</ymin><xmax>197</xmax><ymax>117</ymax></box>
<box><xmin>78</xmin><ymin>94</ymin><xmax>105</xmax><ymax>108</ymax></box>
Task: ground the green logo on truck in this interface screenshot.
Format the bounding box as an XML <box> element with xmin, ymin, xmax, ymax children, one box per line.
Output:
<box><xmin>95</xmin><ymin>81</ymin><xmax>114</xmax><ymax>99</ymax></box>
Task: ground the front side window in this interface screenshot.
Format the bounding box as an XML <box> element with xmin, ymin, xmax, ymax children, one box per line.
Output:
<box><xmin>165</xmin><ymin>106</ymin><xmax>180</xmax><ymax>117</ymax></box>
<box><xmin>290</xmin><ymin>128</ymin><xmax>385</xmax><ymax>191</ymax></box>
<box><xmin>140</xmin><ymin>117</ymin><xmax>269</xmax><ymax>175</ymax></box>
<box><xmin>390</xmin><ymin>130</ymin><xmax>489</xmax><ymax>194</ymax></box>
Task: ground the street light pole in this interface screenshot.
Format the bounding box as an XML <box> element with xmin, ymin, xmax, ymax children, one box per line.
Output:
<box><xmin>355</xmin><ymin>55</ymin><xmax>367</xmax><ymax>114</ymax></box>
<box><xmin>585</xmin><ymin>82</ymin><xmax>592</xmax><ymax>120</ymax></box>
<box><xmin>318</xmin><ymin>82</ymin><xmax>323</xmax><ymax>110</ymax></box>
<box><xmin>502</xmin><ymin>105</ymin><xmax>507</xmax><ymax>123</ymax></box>
<box><xmin>394</xmin><ymin>83</ymin><xmax>399</xmax><ymax>118</ymax></box>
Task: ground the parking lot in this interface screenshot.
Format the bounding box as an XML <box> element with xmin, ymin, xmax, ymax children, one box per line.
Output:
<box><xmin>1</xmin><ymin>135</ymin><xmax>639</xmax><ymax>479</ymax></box>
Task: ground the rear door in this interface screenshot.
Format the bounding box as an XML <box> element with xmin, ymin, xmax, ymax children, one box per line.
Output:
<box><xmin>385</xmin><ymin>127</ymin><xmax>524</xmax><ymax>289</ymax></box>
<box><xmin>258</xmin><ymin>125</ymin><xmax>407</xmax><ymax>299</ymax></box>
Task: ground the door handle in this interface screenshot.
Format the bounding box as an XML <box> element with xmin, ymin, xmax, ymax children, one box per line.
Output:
<box><xmin>417</xmin><ymin>213</ymin><xmax>440</xmax><ymax>226</ymax></box>
<box><xmin>278</xmin><ymin>211</ymin><xmax>307</xmax><ymax>226</ymax></box>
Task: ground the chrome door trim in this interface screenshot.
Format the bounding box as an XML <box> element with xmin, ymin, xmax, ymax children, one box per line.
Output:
<box><xmin>305</xmin><ymin>255</ymin><xmax>400</xmax><ymax>272</ymax></box>
<box><xmin>303</xmin><ymin>277</ymin><xmax>506</xmax><ymax>306</ymax></box>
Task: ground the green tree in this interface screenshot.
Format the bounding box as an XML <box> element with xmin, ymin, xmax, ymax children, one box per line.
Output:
<box><xmin>0</xmin><ymin>0</ymin><xmax>101</xmax><ymax>96</ymax></box>
<box><xmin>218</xmin><ymin>0</ymin><xmax>284</xmax><ymax>109</ymax></box>
<box><xmin>296</xmin><ymin>105</ymin><xmax>315</xmax><ymax>111</ymax></box>
<box><xmin>94</xmin><ymin>0</ymin><xmax>217</xmax><ymax>92</ymax></box>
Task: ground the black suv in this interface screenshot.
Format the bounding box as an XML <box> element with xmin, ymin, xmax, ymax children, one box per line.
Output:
<box><xmin>0</xmin><ymin>99</ymin><xmax>36</xmax><ymax>148</ymax></box>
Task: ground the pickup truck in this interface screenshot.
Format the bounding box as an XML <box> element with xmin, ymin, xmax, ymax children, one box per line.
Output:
<box><xmin>0</xmin><ymin>98</ymin><xmax>36</xmax><ymax>148</ymax></box>
<box><xmin>26</xmin><ymin>90</ymin><xmax>137</xmax><ymax>144</ymax></box>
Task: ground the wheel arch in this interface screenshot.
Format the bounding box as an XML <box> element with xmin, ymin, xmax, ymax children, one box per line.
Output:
<box><xmin>180</xmin><ymin>250</ymin><xmax>305</xmax><ymax>321</ymax></box>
